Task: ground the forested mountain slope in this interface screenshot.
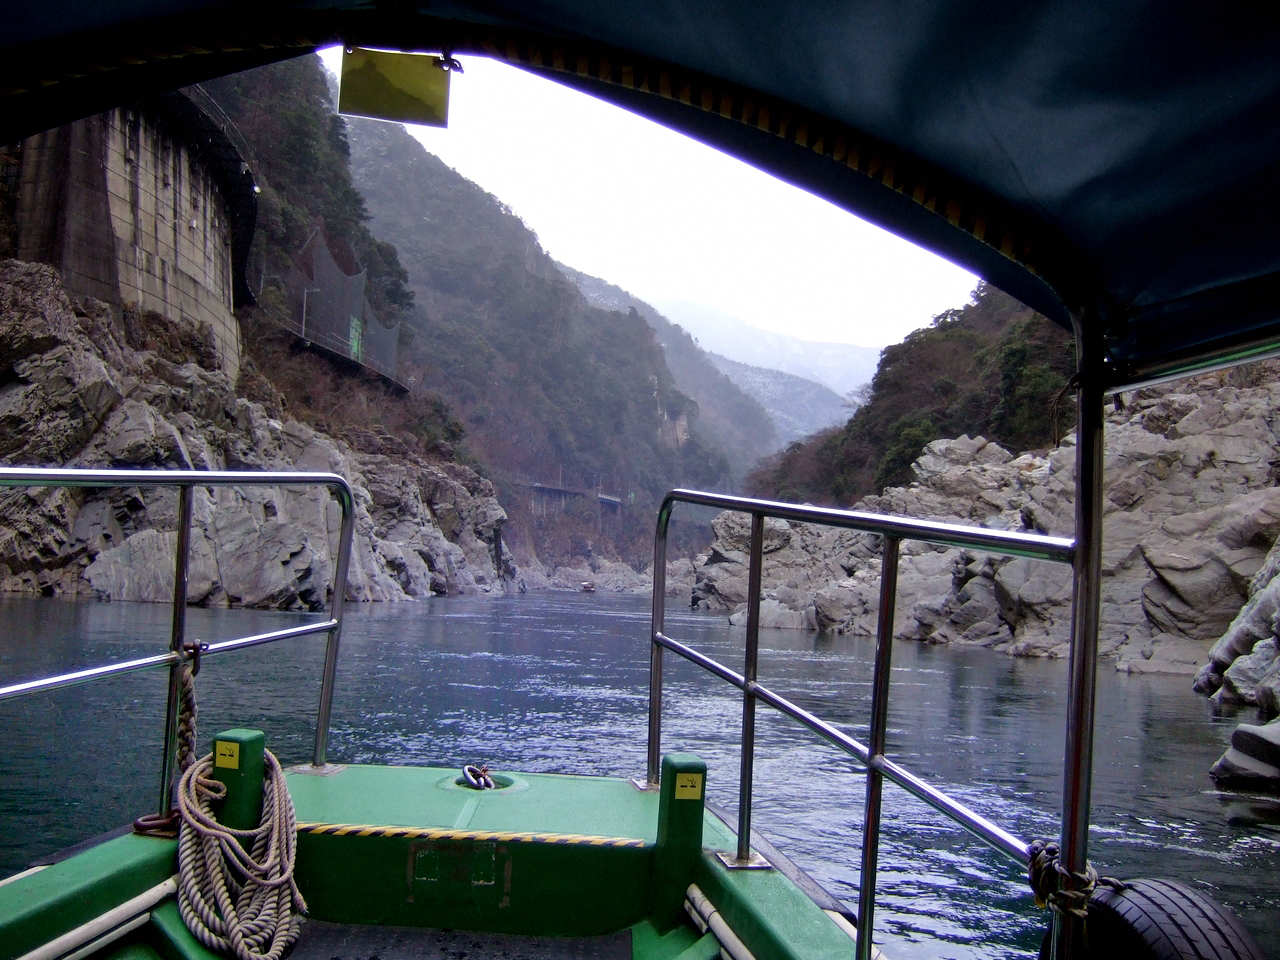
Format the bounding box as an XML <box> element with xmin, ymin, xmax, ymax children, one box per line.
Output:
<box><xmin>342</xmin><ymin>108</ymin><xmax>734</xmax><ymax>558</ymax></box>
<box><xmin>748</xmin><ymin>284</ymin><xmax>1075</xmax><ymax>504</ymax></box>
<box><xmin>704</xmin><ymin>353</ymin><xmax>848</xmax><ymax>446</ymax></box>
<box><xmin>559</xmin><ymin>265</ymin><xmax>778</xmax><ymax>479</ymax></box>
<box><xmin>200</xmin><ymin>57</ymin><xmax>463</xmax><ymax>455</ymax></box>
<box><xmin>200</xmin><ymin>54</ymin><xmax>732</xmax><ymax>564</ymax></box>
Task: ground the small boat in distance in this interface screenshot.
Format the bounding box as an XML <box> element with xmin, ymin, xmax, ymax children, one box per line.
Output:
<box><xmin>582</xmin><ymin>581</ymin><xmax>597</xmax><ymax>593</ymax></box>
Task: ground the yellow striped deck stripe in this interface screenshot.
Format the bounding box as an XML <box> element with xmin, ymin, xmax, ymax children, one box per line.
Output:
<box><xmin>296</xmin><ymin>822</ymin><xmax>648</xmax><ymax>847</ymax></box>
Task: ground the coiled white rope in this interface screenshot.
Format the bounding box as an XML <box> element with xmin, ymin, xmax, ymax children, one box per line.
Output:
<box><xmin>175</xmin><ymin>739</ymin><xmax>306</xmax><ymax>960</ymax></box>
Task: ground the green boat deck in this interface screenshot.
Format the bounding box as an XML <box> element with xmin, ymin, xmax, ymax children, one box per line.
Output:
<box><xmin>287</xmin><ymin>764</ymin><xmax>661</xmax><ymax>841</ymax></box>
<box><xmin>0</xmin><ymin>761</ymin><xmax>861</xmax><ymax>960</ymax></box>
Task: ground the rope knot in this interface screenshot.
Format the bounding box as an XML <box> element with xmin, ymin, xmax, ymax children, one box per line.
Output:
<box><xmin>181</xmin><ymin>640</ymin><xmax>209</xmax><ymax>676</ymax></box>
<box><xmin>1027</xmin><ymin>840</ymin><xmax>1125</xmax><ymax>919</ymax></box>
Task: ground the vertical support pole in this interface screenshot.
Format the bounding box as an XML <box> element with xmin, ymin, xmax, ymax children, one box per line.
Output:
<box><xmin>1052</xmin><ymin>313</ymin><xmax>1106</xmax><ymax>960</ymax></box>
<box><xmin>211</xmin><ymin>729</ymin><xmax>266</xmax><ymax>839</ymax></box>
<box><xmin>653</xmin><ymin>752</ymin><xmax>707</xmax><ymax>929</ymax></box>
<box><xmin>647</xmin><ymin>496</ymin><xmax>676</xmax><ymax>786</ymax></box>
<box><xmin>158</xmin><ymin>484</ymin><xmax>194</xmax><ymax>815</ymax></box>
<box><xmin>736</xmin><ymin>512</ymin><xmax>765</xmax><ymax>862</ymax></box>
<box><xmin>313</xmin><ymin>483</ymin><xmax>355</xmax><ymax>767</ymax></box>
<box><xmin>856</xmin><ymin>534</ymin><xmax>900</xmax><ymax>960</ymax></box>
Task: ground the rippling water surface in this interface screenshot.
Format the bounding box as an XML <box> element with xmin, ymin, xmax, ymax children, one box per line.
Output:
<box><xmin>1</xmin><ymin>593</ymin><xmax>1276</xmax><ymax>960</ymax></box>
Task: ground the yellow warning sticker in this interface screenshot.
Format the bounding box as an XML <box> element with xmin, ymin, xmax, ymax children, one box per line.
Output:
<box><xmin>215</xmin><ymin>741</ymin><xmax>240</xmax><ymax>770</ymax></box>
<box><xmin>674</xmin><ymin>773</ymin><xmax>703</xmax><ymax>799</ymax></box>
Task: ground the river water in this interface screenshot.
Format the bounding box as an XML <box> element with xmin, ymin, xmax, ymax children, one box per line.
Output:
<box><xmin>1</xmin><ymin>592</ymin><xmax>1276</xmax><ymax>960</ymax></box>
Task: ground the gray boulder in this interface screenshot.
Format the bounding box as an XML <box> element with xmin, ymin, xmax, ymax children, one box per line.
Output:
<box><xmin>1213</xmin><ymin>639</ymin><xmax>1279</xmax><ymax>707</ymax></box>
<box><xmin>690</xmin><ymin>364</ymin><xmax>1280</xmax><ymax>693</ymax></box>
<box><xmin>0</xmin><ymin>259</ymin><xmax>514</xmax><ymax>608</ymax></box>
<box><xmin>1210</xmin><ymin>717</ymin><xmax>1280</xmax><ymax>787</ymax></box>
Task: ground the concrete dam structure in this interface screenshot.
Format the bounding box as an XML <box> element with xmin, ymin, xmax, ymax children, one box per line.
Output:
<box><xmin>7</xmin><ymin>89</ymin><xmax>257</xmax><ymax>380</ymax></box>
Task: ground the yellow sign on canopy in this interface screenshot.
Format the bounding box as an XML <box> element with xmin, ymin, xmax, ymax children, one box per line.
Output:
<box><xmin>338</xmin><ymin>47</ymin><xmax>451</xmax><ymax>127</ymax></box>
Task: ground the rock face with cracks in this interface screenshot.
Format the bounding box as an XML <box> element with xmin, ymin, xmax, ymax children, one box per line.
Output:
<box><xmin>0</xmin><ymin>260</ymin><xmax>514</xmax><ymax>608</ymax></box>
<box><xmin>694</xmin><ymin>367</ymin><xmax>1280</xmax><ymax>710</ymax></box>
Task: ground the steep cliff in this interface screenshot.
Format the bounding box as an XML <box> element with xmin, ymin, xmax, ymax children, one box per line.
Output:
<box><xmin>693</xmin><ymin>363</ymin><xmax>1280</xmax><ymax>713</ymax></box>
<box><xmin>0</xmin><ymin>260</ymin><xmax>512</xmax><ymax>607</ymax></box>
<box><xmin>559</xmin><ymin>264</ymin><xmax>779</xmax><ymax>478</ymax></box>
<box><xmin>341</xmin><ymin>113</ymin><xmax>734</xmax><ymax>564</ymax></box>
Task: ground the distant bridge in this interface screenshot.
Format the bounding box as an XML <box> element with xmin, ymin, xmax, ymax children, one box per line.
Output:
<box><xmin>511</xmin><ymin>478</ymin><xmax>624</xmax><ymax>536</ymax></box>
<box><xmin>512</xmin><ymin>478</ymin><xmax>623</xmax><ymax>515</ymax></box>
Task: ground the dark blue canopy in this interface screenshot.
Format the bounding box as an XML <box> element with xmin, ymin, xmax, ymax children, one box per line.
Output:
<box><xmin>4</xmin><ymin>1</ymin><xmax>1279</xmax><ymax>387</ymax></box>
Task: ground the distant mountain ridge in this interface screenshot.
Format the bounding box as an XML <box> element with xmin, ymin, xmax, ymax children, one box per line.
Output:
<box><xmin>653</xmin><ymin>299</ymin><xmax>880</xmax><ymax>397</ymax></box>
<box><xmin>705</xmin><ymin>353</ymin><xmax>848</xmax><ymax>445</ymax></box>
<box><xmin>560</xmin><ymin>265</ymin><xmax>779</xmax><ymax>477</ymax></box>
<box><xmin>340</xmin><ymin>108</ymin><xmax>766</xmax><ymax>561</ymax></box>
<box><xmin>564</xmin><ymin>267</ymin><xmax>853</xmax><ymax>449</ymax></box>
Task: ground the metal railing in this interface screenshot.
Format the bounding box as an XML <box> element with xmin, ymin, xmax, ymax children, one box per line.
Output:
<box><xmin>647</xmin><ymin>489</ymin><xmax>1075</xmax><ymax>960</ymax></box>
<box><xmin>0</xmin><ymin>468</ymin><xmax>356</xmax><ymax>815</ymax></box>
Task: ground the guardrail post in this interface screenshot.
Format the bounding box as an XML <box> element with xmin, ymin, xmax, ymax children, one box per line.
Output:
<box><xmin>1053</xmin><ymin>315</ymin><xmax>1106</xmax><ymax>960</ymax></box>
<box><xmin>158</xmin><ymin>483</ymin><xmax>194</xmax><ymax>814</ymax></box>
<box><xmin>211</xmin><ymin>728</ymin><xmax>266</xmax><ymax>845</ymax></box>
<box><xmin>856</xmin><ymin>534</ymin><xmax>900</xmax><ymax>960</ymax></box>
<box><xmin>654</xmin><ymin>752</ymin><xmax>708</xmax><ymax>928</ymax></box>
<box><xmin>736</xmin><ymin>512</ymin><xmax>765</xmax><ymax>862</ymax></box>
<box><xmin>313</xmin><ymin>482</ymin><xmax>355</xmax><ymax>767</ymax></box>
<box><xmin>647</xmin><ymin>496</ymin><xmax>676</xmax><ymax>786</ymax></box>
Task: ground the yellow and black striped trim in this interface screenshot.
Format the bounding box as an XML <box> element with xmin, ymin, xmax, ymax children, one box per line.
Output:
<box><xmin>296</xmin><ymin>822</ymin><xmax>648</xmax><ymax>848</ymax></box>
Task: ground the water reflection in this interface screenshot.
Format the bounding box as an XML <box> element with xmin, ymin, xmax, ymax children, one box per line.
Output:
<box><xmin>0</xmin><ymin>593</ymin><xmax>1275</xmax><ymax>960</ymax></box>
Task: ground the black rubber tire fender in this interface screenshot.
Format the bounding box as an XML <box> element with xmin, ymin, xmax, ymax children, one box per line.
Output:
<box><xmin>1038</xmin><ymin>879</ymin><xmax>1268</xmax><ymax>960</ymax></box>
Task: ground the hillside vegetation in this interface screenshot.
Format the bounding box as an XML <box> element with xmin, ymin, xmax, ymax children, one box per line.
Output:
<box><xmin>343</xmin><ymin>114</ymin><xmax>737</xmax><ymax>564</ymax></box>
<box><xmin>748</xmin><ymin>283</ymin><xmax>1075</xmax><ymax>504</ymax></box>
<box><xmin>560</xmin><ymin>265</ymin><xmax>779</xmax><ymax>478</ymax></box>
<box><xmin>203</xmin><ymin>55</ymin><xmax>739</xmax><ymax>564</ymax></box>
<box><xmin>199</xmin><ymin>59</ymin><xmax>469</xmax><ymax>457</ymax></box>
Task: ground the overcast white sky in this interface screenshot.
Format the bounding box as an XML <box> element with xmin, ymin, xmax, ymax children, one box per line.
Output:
<box><xmin>319</xmin><ymin>49</ymin><xmax>976</xmax><ymax>349</ymax></box>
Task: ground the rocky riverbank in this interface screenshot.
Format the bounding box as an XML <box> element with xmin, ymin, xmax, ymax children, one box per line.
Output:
<box><xmin>0</xmin><ymin>260</ymin><xmax>516</xmax><ymax>607</ymax></box>
<box><xmin>693</xmin><ymin>368</ymin><xmax>1280</xmax><ymax>713</ymax></box>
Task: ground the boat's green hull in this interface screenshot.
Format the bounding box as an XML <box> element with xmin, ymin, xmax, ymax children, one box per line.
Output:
<box><xmin>0</xmin><ymin>764</ymin><xmax>860</xmax><ymax>960</ymax></box>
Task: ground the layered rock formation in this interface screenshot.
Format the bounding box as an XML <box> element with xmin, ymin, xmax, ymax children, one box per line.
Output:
<box><xmin>1210</xmin><ymin>717</ymin><xmax>1280</xmax><ymax>786</ymax></box>
<box><xmin>693</xmin><ymin>367</ymin><xmax>1280</xmax><ymax>709</ymax></box>
<box><xmin>0</xmin><ymin>260</ymin><xmax>514</xmax><ymax>608</ymax></box>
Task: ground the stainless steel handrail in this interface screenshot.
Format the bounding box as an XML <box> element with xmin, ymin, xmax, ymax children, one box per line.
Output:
<box><xmin>647</xmin><ymin>489</ymin><xmax>1075</xmax><ymax>960</ymax></box>
<box><xmin>0</xmin><ymin>467</ymin><xmax>356</xmax><ymax>811</ymax></box>
<box><xmin>0</xmin><ymin>620</ymin><xmax>339</xmax><ymax>702</ymax></box>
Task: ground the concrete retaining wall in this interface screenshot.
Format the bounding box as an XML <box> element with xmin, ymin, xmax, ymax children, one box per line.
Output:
<box><xmin>104</xmin><ymin>108</ymin><xmax>239</xmax><ymax>379</ymax></box>
<box><xmin>16</xmin><ymin>96</ymin><xmax>247</xmax><ymax>380</ymax></box>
